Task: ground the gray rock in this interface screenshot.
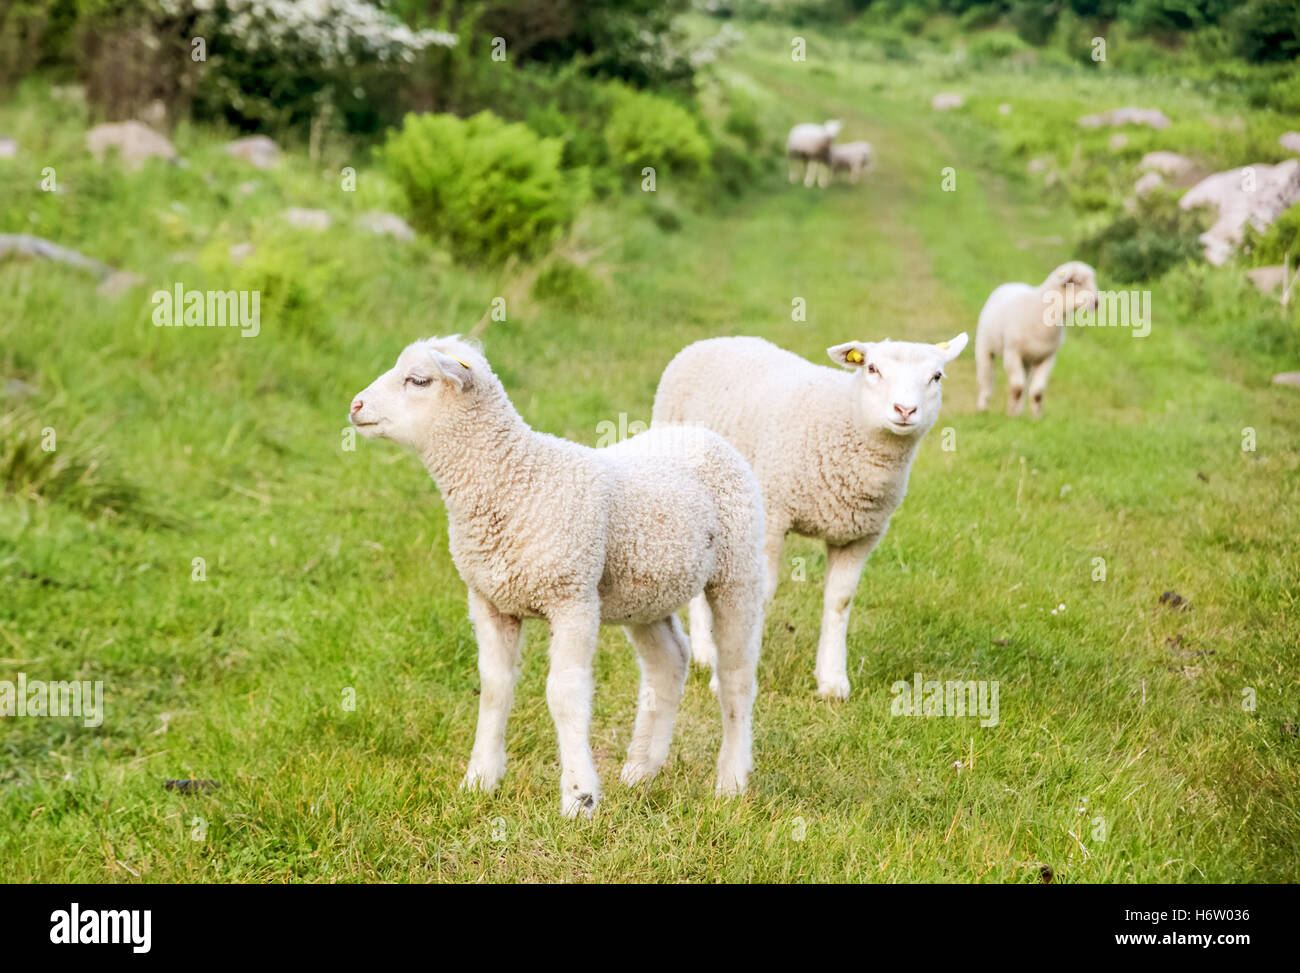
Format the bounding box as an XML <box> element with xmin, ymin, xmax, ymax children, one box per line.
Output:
<box><xmin>357</xmin><ymin>211</ymin><xmax>415</xmax><ymax>241</ymax></box>
<box><xmin>1140</xmin><ymin>151</ymin><xmax>1193</xmax><ymax>176</ymax></box>
<box><xmin>1180</xmin><ymin>159</ymin><xmax>1300</xmax><ymax>265</ymax></box>
<box><xmin>0</xmin><ymin>138</ymin><xmax>16</xmax><ymax>159</ymax></box>
<box><xmin>282</xmin><ymin>208</ymin><xmax>331</xmax><ymax>231</ymax></box>
<box><xmin>1247</xmin><ymin>266</ymin><xmax>1287</xmax><ymax>292</ymax></box>
<box><xmin>931</xmin><ymin>93</ymin><xmax>964</xmax><ymax>111</ymax></box>
<box><xmin>1272</xmin><ymin>372</ymin><xmax>1300</xmax><ymax>387</ymax></box>
<box><xmin>226</xmin><ymin>135</ymin><xmax>280</xmax><ymax>170</ymax></box>
<box><xmin>1079</xmin><ymin>107</ymin><xmax>1171</xmax><ymax>130</ymax></box>
<box><xmin>86</xmin><ymin>121</ymin><xmax>177</xmax><ymax>169</ymax></box>
<box><xmin>97</xmin><ymin>271</ymin><xmax>146</xmax><ymax>298</ymax></box>
<box><xmin>1280</xmin><ymin>132</ymin><xmax>1300</xmax><ymax>155</ymax></box>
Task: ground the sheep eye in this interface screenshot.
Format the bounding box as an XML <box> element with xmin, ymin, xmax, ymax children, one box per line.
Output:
<box><xmin>866</xmin><ymin>363</ymin><xmax>879</xmax><ymax>375</ymax></box>
<box><xmin>407</xmin><ymin>376</ymin><xmax>432</xmax><ymax>387</ymax></box>
<box><xmin>932</xmin><ymin>372</ymin><xmax>943</xmax><ymax>383</ymax></box>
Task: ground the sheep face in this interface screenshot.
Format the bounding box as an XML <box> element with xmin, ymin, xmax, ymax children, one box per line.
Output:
<box><xmin>349</xmin><ymin>339</ymin><xmax>475</xmax><ymax>451</ymax></box>
<box><xmin>1048</xmin><ymin>261</ymin><xmax>1099</xmax><ymax>311</ymax></box>
<box><xmin>828</xmin><ymin>334</ymin><xmax>969</xmax><ymax>437</ymax></box>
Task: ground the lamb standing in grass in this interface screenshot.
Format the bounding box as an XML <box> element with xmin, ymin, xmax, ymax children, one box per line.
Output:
<box><xmin>974</xmin><ymin>261</ymin><xmax>1098</xmax><ymax>417</ymax></box>
<box><xmin>829</xmin><ymin>141</ymin><xmax>874</xmax><ymax>184</ymax></box>
<box><xmin>653</xmin><ymin>333</ymin><xmax>968</xmax><ymax>700</ymax></box>
<box><xmin>350</xmin><ymin>337</ymin><xmax>765</xmax><ymax>816</ymax></box>
<box><xmin>787</xmin><ymin>120</ymin><xmax>843</xmax><ymax>188</ymax></box>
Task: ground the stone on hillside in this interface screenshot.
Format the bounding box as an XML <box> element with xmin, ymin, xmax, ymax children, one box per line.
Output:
<box><xmin>4</xmin><ymin>378</ymin><xmax>39</xmax><ymax>398</ymax></box>
<box><xmin>357</xmin><ymin>211</ymin><xmax>415</xmax><ymax>242</ymax></box>
<box><xmin>282</xmin><ymin>208</ymin><xmax>331</xmax><ymax>231</ymax></box>
<box><xmin>97</xmin><ymin>271</ymin><xmax>146</xmax><ymax>298</ymax></box>
<box><xmin>1280</xmin><ymin>132</ymin><xmax>1300</xmax><ymax>155</ymax></box>
<box><xmin>86</xmin><ymin>121</ymin><xmax>177</xmax><ymax>169</ymax></box>
<box><xmin>1135</xmin><ymin>172</ymin><xmax>1164</xmax><ymax>197</ymax></box>
<box><xmin>0</xmin><ymin>138</ymin><xmax>15</xmax><ymax>159</ymax></box>
<box><xmin>226</xmin><ymin>135</ymin><xmax>280</xmax><ymax>170</ymax></box>
<box><xmin>998</xmin><ymin>103</ymin><xmax>1012</xmax><ymax>115</ymax></box>
<box><xmin>1109</xmin><ymin>133</ymin><xmax>1129</xmax><ymax>150</ymax></box>
<box><xmin>1246</xmin><ymin>266</ymin><xmax>1288</xmax><ymax>293</ymax></box>
<box><xmin>1179</xmin><ymin>159</ymin><xmax>1300</xmax><ymax>265</ymax></box>
<box><xmin>1140</xmin><ymin>151</ymin><xmax>1194</xmax><ymax>176</ymax></box>
<box><xmin>931</xmin><ymin>93</ymin><xmax>964</xmax><ymax>111</ymax></box>
<box><xmin>1027</xmin><ymin>157</ymin><xmax>1049</xmax><ymax>174</ymax></box>
<box><xmin>1078</xmin><ymin>107</ymin><xmax>1171</xmax><ymax>130</ymax></box>
<box><xmin>1272</xmin><ymin>372</ymin><xmax>1300</xmax><ymax>387</ymax></box>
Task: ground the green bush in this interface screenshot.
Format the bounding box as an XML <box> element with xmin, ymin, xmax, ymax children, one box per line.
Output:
<box><xmin>604</xmin><ymin>84</ymin><xmax>712</xmax><ymax>181</ymax></box>
<box><xmin>531</xmin><ymin>259</ymin><xmax>603</xmax><ymax>309</ymax></box>
<box><xmin>1241</xmin><ymin>204</ymin><xmax>1300</xmax><ymax>265</ymax></box>
<box><xmin>966</xmin><ymin>30</ymin><xmax>1029</xmax><ymax>64</ymax></box>
<box><xmin>1077</xmin><ymin>195</ymin><xmax>1208</xmax><ymax>284</ymax></box>
<box><xmin>382</xmin><ymin>110</ymin><xmax>584</xmax><ymax>266</ymax></box>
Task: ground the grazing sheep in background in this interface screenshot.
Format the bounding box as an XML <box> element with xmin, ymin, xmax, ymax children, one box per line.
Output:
<box><xmin>975</xmin><ymin>261</ymin><xmax>1098</xmax><ymax>417</ymax></box>
<box><xmin>653</xmin><ymin>332</ymin><xmax>968</xmax><ymax>700</ymax></box>
<box><xmin>787</xmin><ymin>120</ymin><xmax>843</xmax><ymax>188</ymax></box>
<box><xmin>350</xmin><ymin>336</ymin><xmax>765</xmax><ymax>816</ymax></box>
<box><xmin>829</xmin><ymin>141</ymin><xmax>874</xmax><ymax>184</ymax></box>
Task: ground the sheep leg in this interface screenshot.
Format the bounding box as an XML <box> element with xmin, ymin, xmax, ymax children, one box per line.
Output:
<box><xmin>706</xmin><ymin>582</ymin><xmax>761</xmax><ymax>796</ymax></box>
<box><xmin>1004</xmin><ymin>351</ymin><xmax>1027</xmax><ymax>416</ymax></box>
<box><xmin>687</xmin><ymin>593</ymin><xmax>718</xmax><ymax>670</ymax></box>
<box><xmin>461</xmin><ymin>589</ymin><xmax>523</xmax><ymax>793</ymax></box>
<box><xmin>763</xmin><ymin>524</ymin><xmax>787</xmax><ymax>603</ymax></box>
<box><xmin>545</xmin><ymin>604</ymin><xmax>602</xmax><ymax>817</ymax></box>
<box><xmin>1027</xmin><ymin>355</ymin><xmax>1056</xmax><ymax>418</ymax></box>
<box><xmin>817</xmin><ymin>161</ymin><xmax>830</xmax><ymax>189</ymax></box>
<box><xmin>814</xmin><ymin>536</ymin><xmax>875</xmax><ymax>700</ymax></box>
<box><xmin>619</xmin><ymin>616</ymin><xmax>689</xmax><ymax>786</ymax></box>
<box><xmin>803</xmin><ymin>160</ymin><xmax>819</xmax><ymax>189</ymax></box>
<box><xmin>975</xmin><ymin>332</ymin><xmax>995</xmax><ymax>411</ymax></box>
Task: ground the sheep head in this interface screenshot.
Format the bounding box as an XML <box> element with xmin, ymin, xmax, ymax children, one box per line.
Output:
<box><xmin>828</xmin><ymin>333</ymin><xmax>968</xmax><ymax>437</ymax></box>
<box><xmin>1047</xmin><ymin>261</ymin><xmax>1099</xmax><ymax>312</ymax></box>
<box><xmin>349</xmin><ymin>336</ymin><xmax>481</xmax><ymax>452</ymax></box>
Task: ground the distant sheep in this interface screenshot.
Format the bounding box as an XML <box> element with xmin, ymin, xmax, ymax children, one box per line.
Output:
<box><xmin>653</xmin><ymin>333</ymin><xmax>967</xmax><ymax>700</ymax></box>
<box><xmin>830</xmin><ymin>141</ymin><xmax>874</xmax><ymax>184</ymax></box>
<box><xmin>975</xmin><ymin>261</ymin><xmax>1098</xmax><ymax>417</ymax></box>
<box><xmin>349</xmin><ymin>337</ymin><xmax>765</xmax><ymax>816</ymax></box>
<box><xmin>787</xmin><ymin>120</ymin><xmax>843</xmax><ymax>189</ymax></box>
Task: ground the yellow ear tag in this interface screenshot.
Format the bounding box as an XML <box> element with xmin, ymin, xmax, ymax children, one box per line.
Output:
<box><xmin>846</xmin><ymin>349</ymin><xmax>864</xmax><ymax>364</ymax></box>
<box><xmin>454</xmin><ymin>357</ymin><xmax>470</xmax><ymax>369</ymax></box>
<box><xmin>936</xmin><ymin>341</ymin><xmax>949</xmax><ymax>350</ymax></box>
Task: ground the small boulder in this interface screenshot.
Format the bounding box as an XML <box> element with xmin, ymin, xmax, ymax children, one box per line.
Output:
<box><xmin>1140</xmin><ymin>151</ymin><xmax>1194</xmax><ymax>176</ymax></box>
<box><xmin>282</xmin><ymin>208</ymin><xmax>331</xmax><ymax>231</ymax></box>
<box><xmin>0</xmin><ymin>138</ymin><xmax>15</xmax><ymax>159</ymax></box>
<box><xmin>1079</xmin><ymin>107</ymin><xmax>1171</xmax><ymax>130</ymax></box>
<box><xmin>998</xmin><ymin>103</ymin><xmax>1012</xmax><ymax>116</ymax></box>
<box><xmin>1135</xmin><ymin>171</ymin><xmax>1164</xmax><ymax>197</ymax></box>
<box><xmin>356</xmin><ymin>211</ymin><xmax>415</xmax><ymax>242</ymax></box>
<box><xmin>1246</xmin><ymin>266</ymin><xmax>1288</xmax><ymax>293</ymax></box>
<box><xmin>1280</xmin><ymin>132</ymin><xmax>1300</xmax><ymax>155</ymax></box>
<box><xmin>1027</xmin><ymin>157</ymin><xmax>1050</xmax><ymax>174</ymax></box>
<box><xmin>1109</xmin><ymin>133</ymin><xmax>1129</xmax><ymax>151</ymax></box>
<box><xmin>86</xmin><ymin>121</ymin><xmax>177</xmax><ymax>169</ymax></box>
<box><xmin>1272</xmin><ymin>372</ymin><xmax>1300</xmax><ymax>387</ymax></box>
<box><xmin>97</xmin><ymin>270</ymin><xmax>146</xmax><ymax>298</ymax></box>
<box><xmin>931</xmin><ymin>93</ymin><xmax>964</xmax><ymax>111</ymax></box>
<box><xmin>226</xmin><ymin>135</ymin><xmax>280</xmax><ymax>170</ymax></box>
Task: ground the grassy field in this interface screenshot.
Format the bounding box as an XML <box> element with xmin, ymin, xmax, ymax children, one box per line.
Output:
<box><xmin>2</xmin><ymin>23</ymin><xmax>1298</xmax><ymax>882</ymax></box>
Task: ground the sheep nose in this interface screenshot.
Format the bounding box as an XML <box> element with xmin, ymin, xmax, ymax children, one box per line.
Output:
<box><xmin>351</xmin><ymin>398</ymin><xmax>363</xmax><ymax>414</ymax></box>
<box><xmin>894</xmin><ymin>403</ymin><xmax>918</xmax><ymax>420</ymax></box>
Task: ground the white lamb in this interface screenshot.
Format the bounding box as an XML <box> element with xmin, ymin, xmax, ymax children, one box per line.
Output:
<box><xmin>974</xmin><ymin>261</ymin><xmax>1098</xmax><ymax>417</ymax></box>
<box><xmin>787</xmin><ymin>120</ymin><xmax>843</xmax><ymax>188</ymax></box>
<box><xmin>653</xmin><ymin>332</ymin><xmax>968</xmax><ymax>700</ymax></box>
<box><xmin>350</xmin><ymin>337</ymin><xmax>765</xmax><ymax>817</ymax></box>
<box><xmin>829</xmin><ymin>141</ymin><xmax>874</xmax><ymax>184</ymax></box>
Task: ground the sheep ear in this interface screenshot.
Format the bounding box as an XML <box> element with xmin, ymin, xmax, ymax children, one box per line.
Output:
<box><xmin>828</xmin><ymin>341</ymin><xmax>870</xmax><ymax>369</ymax></box>
<box><xmin>428</xmin><ymin>349</ymin><xmax>473</xmax><ymax>391</ymax></box>
<box><xmin>935</xmin><ymin>332</ymin><xmax>968</xmax><ymax>362</ymax></box>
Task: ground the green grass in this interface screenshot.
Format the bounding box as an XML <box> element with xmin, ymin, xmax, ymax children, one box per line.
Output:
<box><xmin>1</xmin><ymin>25</ymin><xmax>1298</xmax><ymax>883</ymax></box>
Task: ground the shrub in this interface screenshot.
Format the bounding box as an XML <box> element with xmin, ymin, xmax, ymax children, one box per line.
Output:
<box><xmin>1077</xmin><ymin>195</ymin><xmax>1208</xmax><ymax>284</ymax></box>
<box><xmin>1241</xmin><ymin>204</ymin><xmax>1300</xmax><ymax>265</ymax></box>
<box><xmin>382</xmin><ymin>110</ymin><xmax>583</xmax><ymax>266</ymax></box>
<box><xmin>531</xmin><ymin>259</ymin><xmax>603</xmax><ymax>309</ymax></box>
<box><xmin>966</xmin><ymin>30</ymin><xmax>1029</xmax><ymax>64</ymax></box>
<box><xmin>603</xmin><ymin>84</ymin><xmax>712</xmax><ymax>181</ymax></box>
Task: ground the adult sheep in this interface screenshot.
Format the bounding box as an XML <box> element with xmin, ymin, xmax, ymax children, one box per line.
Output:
<box><xmin>974</xmin><ymin>261</ymin><xmax>1098</xmax><ymax>417</ymax></box>
<box><xmin>787</xmin><ymin>120</ymin><xmax>843</xmax><ymax>188</ymax></box>
<box><xmin>653</xmin><ymin>332</ymin><xmax>968</xmax><ymax>700</ymax></box>
<box><xmin>830</xmin><ymin>141</ymin><xmax>874</xmax><ymax>184</ymax></box>
<box><xmin>350</xmin><ymin>336</ymin><xmax>765</xmax><ymax>816</ymax></box>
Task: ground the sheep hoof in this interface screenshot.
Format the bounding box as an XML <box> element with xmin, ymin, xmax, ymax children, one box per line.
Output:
<box><xmin>460</xmin><ymin>761</ymin><xmax>505</xmax><ymax>793</ymax></box>
<box><xmin>619</xmin><ymin>759</ymin><xmax>661</xmax><ymax>787</ymax></box>
<box><xmin>715</xmin><ymin>765</ymin><xmax>750</xmax><ymax>797</ymax></box>
<box><xmin>561</xmin><ymin>791</ymin><xmax>598</xmax><ymax>819</ymax></box>
<box><xmin>816</xmin><ymin>676</ymin><xmax>851</xmax><ymax>701</ymax></box>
